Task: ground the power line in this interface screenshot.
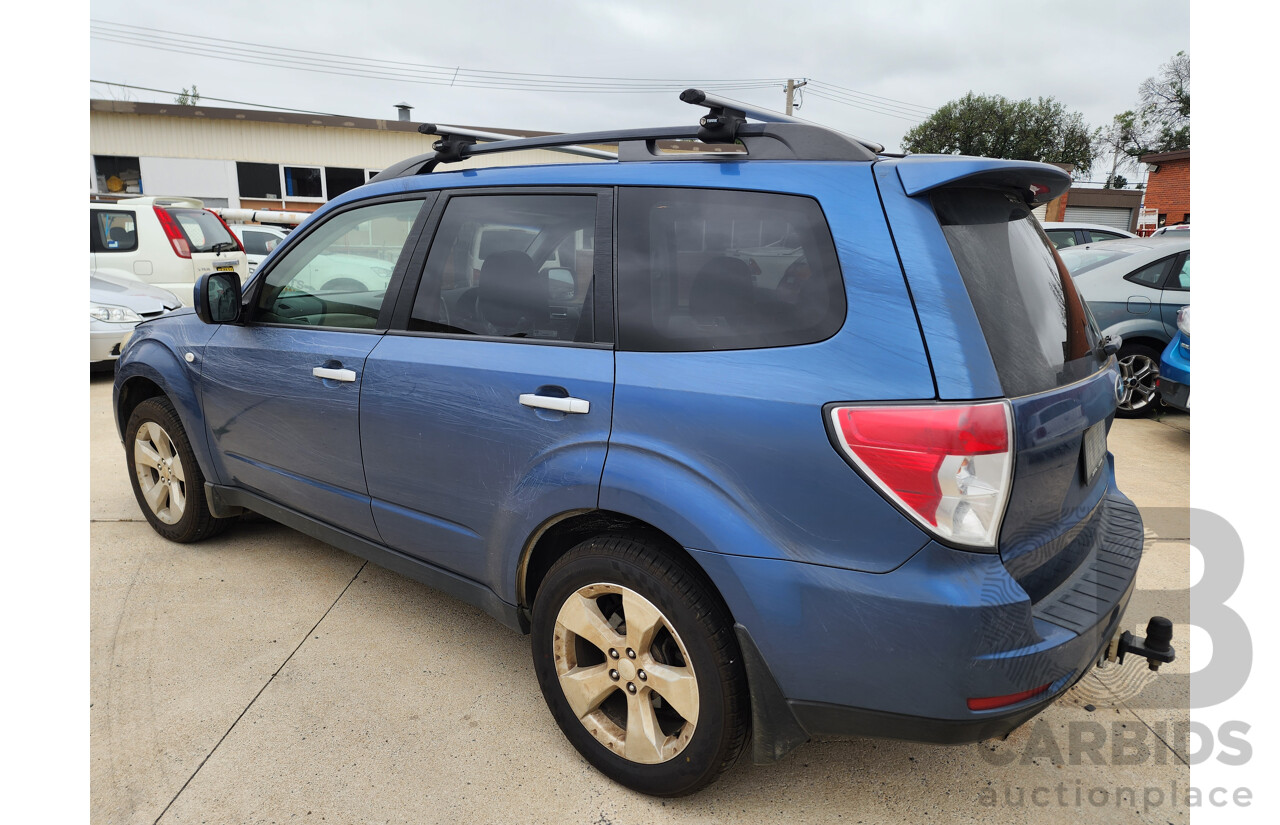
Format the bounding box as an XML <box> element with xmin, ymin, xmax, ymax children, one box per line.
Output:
<box><xmin>804</xmin><ymin>89</ymin><xmax>927</xmax><ymax>123</ymax></box>
<box><xmin>806</xmin><ymin>79</ymin><xmax>936</xmax><ymax>114</ymax></box>
<box><xmin>89</xmin><ymin>81</ymin><xmax>346</xmax><ymax>116</ymax></box>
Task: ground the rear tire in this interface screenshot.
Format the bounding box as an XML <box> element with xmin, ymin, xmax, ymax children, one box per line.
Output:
<box><xmin>530</xmin><ymin>534</ymin><xmax>748</xmax><ymax>796</ymax></box>
<box><xmin>125</xmin><ymin>396</ymin><xmax>232</xmax><ymax>543</ymax></box>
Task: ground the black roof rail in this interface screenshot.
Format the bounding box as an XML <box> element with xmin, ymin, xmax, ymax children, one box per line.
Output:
<box><xmin>370</xmin><ymin>89</ymin><xmax>880</xmax><ymax>182</ymax></box>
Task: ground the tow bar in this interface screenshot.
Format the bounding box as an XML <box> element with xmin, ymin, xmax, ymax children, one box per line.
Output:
<box><xmin>1099</xmin><ymin>616</ymin><xmax>1176</xmax><ymax>671</ymax></box>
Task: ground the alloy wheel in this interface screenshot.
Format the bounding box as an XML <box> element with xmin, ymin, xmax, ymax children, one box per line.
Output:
<box><xmin>552</xmin><ymin>583</ymin><xmax>700</xmax><ymax>764</ymax></box>
<box><xmin>133</xmin><ymin>420</ymin><xmax>187</xmax><ymax>524</ymax></box>
<box><xmin>1118</xmin><ymin>352</ymin><xmax>1160</xmax><ymax>413</ymax></box>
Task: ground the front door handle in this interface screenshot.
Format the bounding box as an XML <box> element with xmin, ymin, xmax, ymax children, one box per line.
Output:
<box><xmin>519</xmin><ymin>394</ymin><xmax>590</xmax><ymax>414</ymax></box>
<box><xmin>313</xmin><ymin>366</ymin><xmax>356</xmax><ymax>382</ymax></box>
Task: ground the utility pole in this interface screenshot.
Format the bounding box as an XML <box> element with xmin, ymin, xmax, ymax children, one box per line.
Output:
<box><xmin>785</xmin><ymin>79</ymin><xmax>808</xmax><ymax>115</ymax></box>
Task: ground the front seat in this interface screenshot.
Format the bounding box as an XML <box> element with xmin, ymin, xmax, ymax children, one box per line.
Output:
<box><xmin>475</xmin><ymin>250</ymin><xmax>547</xmax><ymax>336</ymax></box>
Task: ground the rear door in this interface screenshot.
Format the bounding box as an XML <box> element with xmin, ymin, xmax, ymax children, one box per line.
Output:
<box><xmin>360</xmin><ymin>189</ymin><xmax>614</xmax><ymax>586</ymax></box>
<box><xmin>201</xmin><ymin>195</ymin><xmax>431</xmax><ymax>539</ymax></box>
<box><xmin>1158</xmin><ymin>250</ymin><xmax>1191</xmax><ymax>336</ymax></box>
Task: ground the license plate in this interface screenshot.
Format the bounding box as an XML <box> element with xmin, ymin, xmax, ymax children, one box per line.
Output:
<box><xmin>215</xmin><ymin>265</ymin><xmax>236</xmax><ymax>272</ymax></box>
<box><xmin>1082</xmin><ymin>421</ymin><xmax>1107</xmax><ymax>481</ymax></box>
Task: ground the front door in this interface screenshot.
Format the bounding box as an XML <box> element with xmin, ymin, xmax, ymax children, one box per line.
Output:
<box><xmin>201</xmin><ymin>196</ymin><xmax>430</xmax><ymax>539</ymax></box>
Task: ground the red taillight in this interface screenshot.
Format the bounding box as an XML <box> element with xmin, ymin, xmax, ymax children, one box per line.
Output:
<box><xmin>208</xmin><ymin>209</ymin><xmax>245</xmax><ymax>253</ymax></box>
<box><xmin>153</xmin><ymin>206</ymin><xmax>191</xmax><ymax>258</ymax></box>
<box><xmin>967</xmin><ymin>683</ymin><xmax>1050</xmax><ymax>711</ymax></box>
<box><xmin>830</xmin><ymin>402</ymin><xmax>1013</xmax><ymax>548</ymax></box>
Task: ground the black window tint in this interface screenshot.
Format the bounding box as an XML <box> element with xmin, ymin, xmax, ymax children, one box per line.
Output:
<box><xmin>617</xmin><ymin>188</ymin><xmax>845</xmax><ymax>352</ymax></box>
<box><xmin>409</xmin><ymin>195</ymin><xmax>598</xmax><ymax>342</ymax></box>
<box><xmin>237</xmin><ymin>162</ymin><xmax>280</xmax><ymax>199</ymax></box>
<box><xmin>932</xmin><ymin>189</ymin><xmax>1104</xmax><ymax>397</ymax></box>
<box><xmin>90</xmin><ymin>210</ymin><xmax>138</xmax><ymax>252</ymax></box>
<box><xmin>1125</xmin><ymin>257</ymin><xmax>1173</xmax><ymax>288</ymax></box>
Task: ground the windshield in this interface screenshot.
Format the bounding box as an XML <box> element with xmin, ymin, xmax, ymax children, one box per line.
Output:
<box><xmin>932</xmin><ymin>189</ymin><xmax>1105</xmax><ymax>397</ymax></box>
<box><xmin>164</xmin><ymin>207</ymin><xmax>238</xmax><ymax>253</ymax></box>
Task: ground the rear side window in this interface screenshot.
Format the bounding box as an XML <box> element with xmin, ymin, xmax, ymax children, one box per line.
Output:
<box><xmin>617</xmin><ymin>188</ymin><xmax>845</xmax><ymax>351</ymax></box>
<box><xmin>932</xmin><ymin>189</ymin><xmax>1104</xmax><ymax>397</ymax></box>
<box><xmin>241</xmin><ymin>229</ymin><xmax>283</xmax><ymax>256</ymax></box>
<box><xmin>163</xmin><ymin>208</ymin><xmax>237</xmax><ymax>253</ymax></box>
<box><xmin>409</xmin><ymin>194</ymin><xmax>599</xmax><ymax>342</ymax></box>
<box><xmin>90</xmin><ymin>210</ymin><xmax>137</xmax><ymax>252</ymax></box>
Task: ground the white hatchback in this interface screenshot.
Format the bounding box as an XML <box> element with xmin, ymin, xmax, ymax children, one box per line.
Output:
<box><xmin>90</xmin><ymin>197</ymin><xmax>249</xmax><ymax>306</ymax></box>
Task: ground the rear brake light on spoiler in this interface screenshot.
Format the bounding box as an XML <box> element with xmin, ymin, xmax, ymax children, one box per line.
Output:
<box><xmin>828</xmin><ymin>402</ymin><xmax>1013</xmax><ymax>549</ymax></box>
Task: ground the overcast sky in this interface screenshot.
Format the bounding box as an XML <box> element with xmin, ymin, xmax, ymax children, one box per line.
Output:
<box><xmin>89</xmin><ymin>0</ymin><xmax>1189</xmax><ymax>175</ymax></box>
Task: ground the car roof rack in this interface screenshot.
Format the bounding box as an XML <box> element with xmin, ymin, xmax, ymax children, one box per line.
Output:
<box><xmin>370</xmin><ymin>89</ymin><xmax>880</xmax><ymax>181</ymax></box>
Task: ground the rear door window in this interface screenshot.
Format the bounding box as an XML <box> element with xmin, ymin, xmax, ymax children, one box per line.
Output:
<box><xmin>617</xmin><ymin>188</ymin><xmax>845</xmax><ymax>351</ymax></box>
<box><xmin>408</xmin><ymin>194</ymin><xmax>601</xmax><ymax>342</ymax></box>
<box><xmin>932</xmin><ymin>189</ymin><xmax>1104</xmax><ymax>397</ymax></box>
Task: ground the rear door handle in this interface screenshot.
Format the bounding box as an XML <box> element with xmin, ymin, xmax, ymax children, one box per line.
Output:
<box><xmin>313</xmin><ymin>366</ymin><xmax>356</xmax><ymax>382</ymax></box>
<box><xmin>519</xmin><ymin>394</ymin><xmax>590</xmax><ymax>414</ymax></box>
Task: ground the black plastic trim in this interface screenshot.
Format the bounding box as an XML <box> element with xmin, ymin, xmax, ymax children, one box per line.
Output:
<box><xmin>205</xmin><ymin>483</ymin><xmax>526</xmax><ymax>634</ymax></box>
<box><xmin>734</xmin><ymin>624</ymin><xmax>811</xmax><ymax>763</ymax></box>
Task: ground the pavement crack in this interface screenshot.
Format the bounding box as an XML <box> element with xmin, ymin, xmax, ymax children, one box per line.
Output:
<box><xmin>151</xmin><ymin>560</ymin><xmax>368</xmax><ymax>824</ymax></box>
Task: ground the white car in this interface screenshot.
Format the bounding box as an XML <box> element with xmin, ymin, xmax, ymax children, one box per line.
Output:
<box><xmin>1039</xmin><ymin>221</ymin><xmax>1137</xmax><ymax>249</ymax></box>
<box><xmin>90</xmin><ymin>272</ymin><xmax>181</xmax><ymax>367</ymax></box>
<box><xmin>227</xmin><ymin>223</ymin><xmax>291</xmax><ymax>275</ymax></box>
<box><xmin>90</xmin><ymin>197</ymin><xmax>249</xmax><ymax>306</ymax></box>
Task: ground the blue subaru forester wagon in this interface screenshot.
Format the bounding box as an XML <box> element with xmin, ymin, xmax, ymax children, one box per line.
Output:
<box><xmin>114</xmin><ymin>91</ymin><xmax>1170</xmax><ymax>796</ymax></box>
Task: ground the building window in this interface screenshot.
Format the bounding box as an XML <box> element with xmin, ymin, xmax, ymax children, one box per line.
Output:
<box><xmin>95</xmin><ymin>155</ymin><xmax>142</xmax><ymax>194</ymax></box>
<box><xmin>325</xmin><ymin>167</ymin><xmax>366</xmax><ymax>199</ymax></box>
<box><xmin>284</xmin><ymin>166</ymin><xmax>323</xmax><ymax>199</ymax></box>
<box><xmin>237</xmin><ymin>162</ymin><xmax>281</xmax><ymax>200</ymax></box>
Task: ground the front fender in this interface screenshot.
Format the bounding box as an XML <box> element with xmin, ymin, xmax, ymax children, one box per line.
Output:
<box><xmin>113</xmin><ymin>315</ymin><xmax>221</xmax><ymax>483</ymax></box>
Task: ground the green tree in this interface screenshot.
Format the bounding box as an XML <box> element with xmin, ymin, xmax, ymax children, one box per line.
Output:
<box><xmin>901</xmin><ymin>92</ymin><xmax>1096</xmax><ymax>170</ymax></box>
<box><xmin>175</xmin><ymin>85</ymin><xmax>200</xmax><ymax>106</ymax></box>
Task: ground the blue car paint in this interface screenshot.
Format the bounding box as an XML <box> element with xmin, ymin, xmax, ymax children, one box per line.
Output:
<box><xmin>1161</xmin><ymin>330</ymin><xmax>1190</xmax><ymax>386</ymax></box>
<box><xmin>115</xmin><ymin>150</ymin><xmax>1144</xmax><ymax>752</ymax></box>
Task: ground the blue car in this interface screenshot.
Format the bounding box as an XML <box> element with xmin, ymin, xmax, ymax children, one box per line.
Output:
<box><xmin>1158</xmin><ymin>306</ymin><xmax>1191</xmax><ymax>411</ymax></box>
<box><xmin>113</xmin><ymin>92</ymin><xmax>1168</xmax><ymax>796</ymax></box>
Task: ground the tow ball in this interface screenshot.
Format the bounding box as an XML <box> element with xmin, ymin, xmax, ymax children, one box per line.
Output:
<box><xmin>1100</xmin><ymin>616</ymin><xmax>1176</xmax><ymax>671</ymax></box>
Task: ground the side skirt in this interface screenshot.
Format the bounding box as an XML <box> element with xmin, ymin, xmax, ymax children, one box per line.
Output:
<box><xmin>205</xmin><ymin>482</ymin><xmax>527</xmax><ymax>634</ymax></box>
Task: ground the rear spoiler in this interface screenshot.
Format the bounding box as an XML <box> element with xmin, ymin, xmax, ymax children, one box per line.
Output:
<box><xmin>894</xmin><ymin>156</ymin><xmax>1072</xmax><ymax>205</ymax></box>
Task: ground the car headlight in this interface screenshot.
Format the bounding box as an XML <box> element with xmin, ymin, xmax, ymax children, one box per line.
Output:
<box><xmin>90</xmin><ymin>303</ymin><xmax>143</xmax><ymax>323</ymax></box>
<box><xmin>1176</xmin><ymin>305</ymin><xmax>1190</xmax><ymax>337</ymax></box>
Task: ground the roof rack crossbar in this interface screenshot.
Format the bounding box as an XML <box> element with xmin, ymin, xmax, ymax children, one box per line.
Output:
<box><xmin>368</xmin><ymin>91</ymin><xmax>883</xmax><ymax>182</ymax></box>
<box><xmin>680</xmin><ymin>88</ymin><xmax>886</xmax><ymax>155</ymax></box>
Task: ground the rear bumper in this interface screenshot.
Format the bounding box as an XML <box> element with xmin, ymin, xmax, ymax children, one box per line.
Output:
<box><xmin>692</xmin><ymin>490</ymin><xmax>1143</xmax><ymax>761</ymax></box>
<box><xmin>1158</xmin><ymin>377</ymin><xmax>1189</xmax><ymax>411</ymax></box>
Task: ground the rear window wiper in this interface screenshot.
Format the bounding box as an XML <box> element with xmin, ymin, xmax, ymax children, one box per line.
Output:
<box><xmin>211</xmin><ymin>241</ymin><xmax>239</xmax><ymax>253</ymax></box>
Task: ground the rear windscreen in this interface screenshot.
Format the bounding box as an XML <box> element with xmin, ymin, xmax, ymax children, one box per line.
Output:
<box><xmin>164</xmin><ymin>208</ymin><xmax>237</xmax><ymax>253</ymax></box>
<box><xmin>932</xmin><ymin>190</ymin><xmax>1104</xmax><ymax>397</ymax></box>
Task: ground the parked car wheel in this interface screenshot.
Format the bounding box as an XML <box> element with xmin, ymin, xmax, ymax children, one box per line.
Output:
<box><xmin>125</xmin><ymin>397</ymin><xmax>232</xmax><ymax>542</ymax></box>
<box><xmin>530</xmin><ymin>534</ymin><xmax>748</xmax><ymax>796</ymax></box>
<box><xmin>1116</xmin><ymin>343</ymin><xmax>1162</xmax><ymax>418</ymax></box>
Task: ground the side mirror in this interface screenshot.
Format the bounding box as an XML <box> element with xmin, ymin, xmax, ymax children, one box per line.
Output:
<box><xmin>195</xmin><ymin>272</ymin><xmax>242</xmax><ymax>325</ymax></box>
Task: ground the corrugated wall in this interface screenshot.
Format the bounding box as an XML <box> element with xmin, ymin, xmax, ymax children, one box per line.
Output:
<box><xmin>90</xmin><ymin>111</ymin><xmax>598</xmax><ymax>170</ymax></box>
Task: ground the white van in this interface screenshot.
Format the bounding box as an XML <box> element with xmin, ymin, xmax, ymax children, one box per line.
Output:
<box><xmin>90</xmin><ymin>197</ymin><xmax>249</xmax><ymax>306</ymax></box>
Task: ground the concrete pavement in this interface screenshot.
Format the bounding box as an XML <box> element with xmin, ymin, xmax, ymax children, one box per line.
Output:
<box><xmin>90</xmin><ymin>373</ymin><xmax>1192</xmax><ymax>824</ymax></box>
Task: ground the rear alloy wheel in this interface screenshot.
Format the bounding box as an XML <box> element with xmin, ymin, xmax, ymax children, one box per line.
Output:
<box><xmin>1116</xmin><ymin>343</ymin><xmax>1162</xmax><ymax>418</ymax></box>
<box><xmin>531</xmin><ymin>534</ymin><xmax>747</xmax><ymax>796</ymax></box>
<box><xmin>125</xmin><ymin>396</ymin><xmax>232</xmax><ymax>543</ymax></box>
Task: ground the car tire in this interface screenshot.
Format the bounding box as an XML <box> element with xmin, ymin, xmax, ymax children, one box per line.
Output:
<box><xmin>530</xmin><ymin>533</ymin><xmax>748</xmax><ymax>797</ymax></box>
<box><xmin>125</xmin><ymin>396</ymin><xmax>232</xmax><ymax>543</ymax></box>
<box><xmin>1115</xmin><ymin>343</ymin><xmax>1162</xmax><ymax>418</ymax></box>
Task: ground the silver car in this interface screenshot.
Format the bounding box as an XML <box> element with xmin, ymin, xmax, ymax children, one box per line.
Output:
<box><xmin>90</xmin><ymin>272</ymin><xmax>181</xmax><ymax>368</ymax></box>
<box><xmin>1061</xmin><ymin>236</ymin><xmax>1190</xmax><ymax>416</ymax></box>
